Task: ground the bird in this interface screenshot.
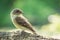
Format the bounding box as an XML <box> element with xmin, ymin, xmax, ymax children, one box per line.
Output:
<box><xmin>10</xmin><ymin>8</ymin><xmax>37</xmax><ymax>34</ymax></box>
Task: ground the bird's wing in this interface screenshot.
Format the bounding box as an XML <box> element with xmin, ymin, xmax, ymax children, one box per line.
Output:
<box><xmin>15</xmin><ymin>15</ymin><xmax>36</xmax><ymax>34</ymax></box>
<box><xmin>15</xmin><ymin>16</ymin><xmax>32</xmax><ymax>29</ymax></box>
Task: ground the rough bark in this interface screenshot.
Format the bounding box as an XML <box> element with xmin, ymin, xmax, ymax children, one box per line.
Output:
<box><xmin>0</xmin><ymin>30</ymin><xmax>60</xmax><ymax>40</ymax></box>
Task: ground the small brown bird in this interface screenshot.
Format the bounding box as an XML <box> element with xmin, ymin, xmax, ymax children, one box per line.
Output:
<box><xmin>10</xmin><ymin>8</ymin><xmax>37</xmax><ymax>34</ymax></box>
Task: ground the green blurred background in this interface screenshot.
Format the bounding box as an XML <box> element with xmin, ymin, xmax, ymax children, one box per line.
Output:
<box><xmin>0</xmin><ymin>0</ymin><xmax>60</xmax><ymax>34</ymax></box>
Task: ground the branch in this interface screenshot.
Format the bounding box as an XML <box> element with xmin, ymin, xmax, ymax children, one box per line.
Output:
<box><xmin>0</xmin><ymin>30</ymin><xmax>59</xmax><ymax>40</ymax></box>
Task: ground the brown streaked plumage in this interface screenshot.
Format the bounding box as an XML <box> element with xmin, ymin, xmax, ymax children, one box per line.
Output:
<box><xmin>10</xmin><ymin>8</ymin><xmax>37</xmax><ymax>34</ymax></box>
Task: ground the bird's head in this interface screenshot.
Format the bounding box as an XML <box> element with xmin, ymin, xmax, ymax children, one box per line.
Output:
<box><xmin>10</xmin><ymin>8</ymin><xmax>24</xmax><ymax>19</ymax></box>
<box><xmin>11</xmin><ymin>8</ymin><xmax>23</xmax><ymax>16</ymax></box>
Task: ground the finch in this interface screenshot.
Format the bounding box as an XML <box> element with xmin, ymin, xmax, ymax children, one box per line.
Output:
<box><xmin>10</xmin><ymin>8</ymin><xmax>37</xmax><ymax>34</ymax></box>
